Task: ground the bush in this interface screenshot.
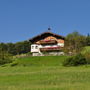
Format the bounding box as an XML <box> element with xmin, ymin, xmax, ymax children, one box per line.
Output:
<box><xmin>84</xmin><ymin>52</ymin><xmax>90</xmax><ymax>64</ymax></box>
<box><xmin>0</xmin><ymin>59</ymin><xmax>12</xmax><ymax>65</ymax></box>
<box><xmin>63</xmin><ymin>53</ymin><xmax>87</xmax><ymax>66</ymax></box>
<box><xmin>0</xmin><ymin>51</ymin><xmax>13</xmax><ymax>65</ymax></box>
<box><xmin>10</xmin><ymin>62</ymin><xmax>18</xmax><ymax>67</ymax></box>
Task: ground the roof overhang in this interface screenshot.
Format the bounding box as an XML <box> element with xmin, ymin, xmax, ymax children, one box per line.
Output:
<box><xmin>29</xmin><ymin>32</ymin><xmax>65</xmax><ymax>43</ymax></box>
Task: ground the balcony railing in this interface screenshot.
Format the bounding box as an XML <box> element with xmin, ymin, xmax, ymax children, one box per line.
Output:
<box><xmin>40</xmin><ymin>46</ymin><xmax>62</xmax><ymax>51</ymax></box>
<box><xmin>39</xmin><ymin>40</ymin><xmax>57</xmax><ymax>45</ymax></box>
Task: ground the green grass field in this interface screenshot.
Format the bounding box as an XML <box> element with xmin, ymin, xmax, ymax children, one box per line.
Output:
<box><xmin>0</xmin><ymin>56</ymin><xmax>90</xmax><ymax>90</ymax></box>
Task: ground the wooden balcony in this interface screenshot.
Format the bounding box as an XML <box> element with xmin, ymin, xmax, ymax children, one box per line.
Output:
<box><xmin>39</xmin><ymin>40</ymin><xmax>57</xmax><ymax>45</ymax></box>
<box><xmin>40</xmin><ymin>46</ymin><xmax>61</xmax><ymax>52</ymax></box>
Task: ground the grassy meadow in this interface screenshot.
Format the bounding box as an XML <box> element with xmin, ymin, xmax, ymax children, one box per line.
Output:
<box><xmin>0</xmin><ymin>56</ymin><xmax>90</xmax><ymax>90</ymax></box>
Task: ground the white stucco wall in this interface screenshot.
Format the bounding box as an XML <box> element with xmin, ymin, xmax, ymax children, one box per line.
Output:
<box><xmin>31</xmin><ymin>43</ymin><xmax>64</xmax><ymax>53</ymax></box>
<box><xmin>31</xmin><ymin>44</ymin><xmax>40</xmax><ymax>53</ymax></box>
<box><xmin>58</xmin><ymin>43</ymin><xmax>64</xmax><ymax>47</ymax></box>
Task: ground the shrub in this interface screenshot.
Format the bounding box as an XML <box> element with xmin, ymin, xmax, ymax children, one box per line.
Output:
<box><xmin>84</xmin><ymin>52</ymin><xmax>90</xmax><ymax>64</ymax></box>
<box><xmin>63</xmin><ymin>53</ymin><xmax>87</xmax><ymax>66</ymax></box>
<box><xmin>10</xmin><ymin>62</ymin><xmax>18</xmax><ymax>67</ymax></box>
<box><xmin>63</xmin><ymin>57</ymin><xmax>73</xmax><ymax>66</ymax></box>
<box><xmin>0</xmin><ymin>51</ymin><xmax>13</xmax><ymax>65</ymax></box>
<box><xmin>0</xmin><ymin>59</ymin><xmax>12</xmax><ymax>65</ymax></box>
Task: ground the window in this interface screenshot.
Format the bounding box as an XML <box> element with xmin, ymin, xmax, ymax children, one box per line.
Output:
<box><xmin>32</xmin><ymin>46</ymin><xmax>34</xmax><ymax>49</ymax></box>
<box><xmin>36</xmin><ymin>46</ymin><xmax>38</xmax><ymax>49</ymax></box>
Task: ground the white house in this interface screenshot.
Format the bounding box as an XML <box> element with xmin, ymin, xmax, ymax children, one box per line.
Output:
<box><xmin>29</xmin><ymin>30</ymin><xmax>65</xmax><ymax>56</ymax></box>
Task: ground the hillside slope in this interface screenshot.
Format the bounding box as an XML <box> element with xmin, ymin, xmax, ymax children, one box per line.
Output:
<box><xmin>0</xmin><ymin>56</ymin><xmax>90</xmax><ymax>90</ymax></box>
<box><xmin>11</xmin><ymin>56</ymin><xmax>67</xmax><ymax>66</ymax></box>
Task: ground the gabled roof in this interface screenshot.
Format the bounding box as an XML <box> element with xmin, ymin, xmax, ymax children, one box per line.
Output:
<box><xmin>29</xmin><ymin>32</ymin><xmax>65</xmax><ymax>43</ymax></box>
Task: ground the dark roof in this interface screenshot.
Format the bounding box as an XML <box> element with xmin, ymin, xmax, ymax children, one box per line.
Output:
<box><xmin>29</xmin><ymin>32</ymin><xmax>65</xmax><ymax>43</ymax></box>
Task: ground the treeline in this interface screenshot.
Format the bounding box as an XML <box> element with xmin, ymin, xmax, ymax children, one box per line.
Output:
<box><xmin>64</xmin><ymin>32</ymin><xmax>90</xmax><ymax>55</ymax></box>
<box><xmin>0</xmin><ymin>41</ymin><xmax>31</xmax><ymax>55</ymax></box>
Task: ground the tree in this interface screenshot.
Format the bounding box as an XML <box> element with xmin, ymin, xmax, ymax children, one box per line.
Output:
<box><xmin>0</xmin><ymin>43</ymin><xmax>8</xmax><ymax>51</ymax></box>
<box><xmin>86</xmin><ymin>33</ymin><xmax>90</xmax><ymax>46</ymax></box>
<box><xmin>0</xmin><ymin>40</ymin><xmax>31</xmax><ymax>55</ymax></box>
<box><xmin>0</xmin><ymin>48</ymin><xmax>13</xmax><ymax>65</ymax></box>
<box><xmin>15</xmin><ymin>41</ymin><xmax>31</xmax><ymax>55</ymax></box>
<box><xmin>64</xmin><ymin>32</ymin><xmax>86</xmax><ymax>54</ymax></box>
<box><xmin>7</xmin><ymin>43</ymin><xmax>16</xmax><ymax>55</ymax></box>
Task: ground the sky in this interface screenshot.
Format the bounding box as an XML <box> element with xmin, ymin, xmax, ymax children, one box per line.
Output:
<box><xmin>0</xmin><ymin>0</ymin><xmax>90</xmax><ymax>43</ymax></box>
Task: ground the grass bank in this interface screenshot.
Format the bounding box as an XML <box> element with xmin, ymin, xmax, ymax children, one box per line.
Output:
<box><xmin>0</xmin><ymin>56</ymin><xmax>90</xmax><ymax>90</ymax></box>
<box><xmin>11</xmin><ymin>56</ymin><xmax>67</xmax><ymax>66</ymax></box>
